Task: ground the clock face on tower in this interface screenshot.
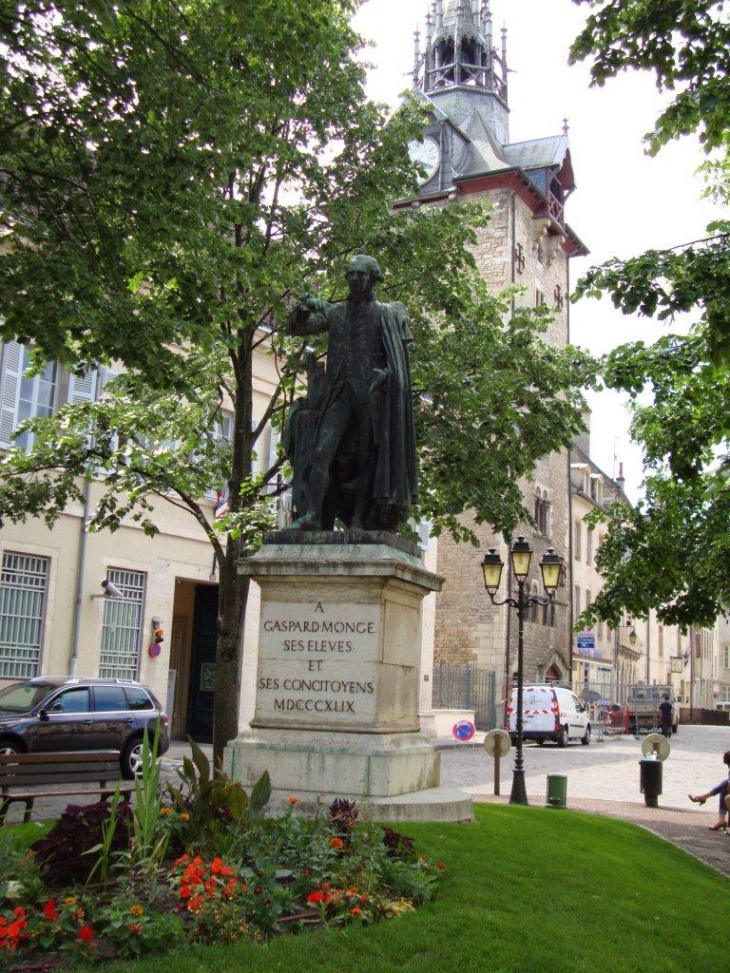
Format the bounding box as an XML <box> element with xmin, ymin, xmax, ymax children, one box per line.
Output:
<box><xmin>408</xmin><ymin>137</ymin><xmax>440</xmax><ymax>183</ymax></box>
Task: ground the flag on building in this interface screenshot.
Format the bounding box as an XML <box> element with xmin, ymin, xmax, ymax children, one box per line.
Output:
<box><xmin>214</xmin><ymin>485</ymin><xmax>229</xmax><ymax>521</ymax></box>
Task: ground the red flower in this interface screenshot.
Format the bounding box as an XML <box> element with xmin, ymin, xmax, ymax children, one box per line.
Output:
<box><xmin>329</xmin><ymin>837</ymin><xmax>344</xmax><ymax>849</ymax></box>
<box><xmin>78</xmin><ymin>924</ymin><xmax>94</xmax><ymax>943</ymax></box>
<box><xmin>350</xmin><ymin>907</ymin><xmax>363</xmax><ymax>916</ymax></box>
<box><xmin>42</xmin><ymin>899</ymin><xmax>59</xmax><ymax>921</ymax></box>
<box><xmin>307</xmin><ymin>890</ymin><xmax>327</xmax><ymax>904</ymax></box>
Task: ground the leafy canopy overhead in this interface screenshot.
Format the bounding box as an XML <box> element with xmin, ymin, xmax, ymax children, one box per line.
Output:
<box><xmin>0</xmin><ymin>0</ymin><xmax>592</xmax><ymax>757</ymax></box>
<box><xmin>571</xmin><ymin>0</ymin><xmax>730</xmax><ymax>628</ymax></box>
<box><xmin>571</xmin><ymin>0</ymin><xmax>730</xmax><ymax>154</ymax></box>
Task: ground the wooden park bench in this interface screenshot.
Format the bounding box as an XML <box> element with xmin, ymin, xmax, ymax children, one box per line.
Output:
<box><xmin>0</xmin><ymin>750</ymin><xmax>135</xmax><ymax>825</ymax></box>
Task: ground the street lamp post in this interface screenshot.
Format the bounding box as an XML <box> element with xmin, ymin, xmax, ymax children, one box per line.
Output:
<box><xmin>481</xmin><ymin>538</ymin><xmax>563</xmax><ymax>806</ymax></box>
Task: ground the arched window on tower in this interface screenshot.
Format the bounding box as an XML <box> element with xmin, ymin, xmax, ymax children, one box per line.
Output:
<box><xmin>534</xmin><ymin>489</ymin><xmax>551</xmax><ymax>535</ymax></box>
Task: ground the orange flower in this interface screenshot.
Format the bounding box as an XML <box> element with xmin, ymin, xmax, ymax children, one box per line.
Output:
<box><xmin>180</xmin><ymin>812</ymin><xmax>190</xmax><ymax>822</ymax></box>
<box><xmin>160</xmin><ymin>806</ymin><xmax>172</xmax><ymax>816</ymax></box>
<box><xmin>288</xmin><ymin>795</ymin><xmax>300</xmax><ymax>804</ymax></box>
<box><xmin>129</xmin><ymin>905</ymin><xmax>144</xmax><ymax>917</ymax></box>
<box><xmin>329</xmin><ymin>837</ymin><xmax>344</xmax><ymax>849</ymax></box>
<box><xmin>127</xmin><ymin>922</ymin><xmax>143</xmax><ymax>934</ymax></box>
<box><xmin>350</xmin><ymin>907</ymin><xmax>363</xmax><ymax>916</ymax></box>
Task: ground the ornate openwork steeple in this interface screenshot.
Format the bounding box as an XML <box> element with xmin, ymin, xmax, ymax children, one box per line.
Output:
<box><xmin>417</xmin><ymin>0</ymin><xmax>507</xmax><ymax>98</ymax></box>
<box><xmin>413</xmin><ymin>1</ymin><xmax>509</xmax><ymax>143</ymax></box>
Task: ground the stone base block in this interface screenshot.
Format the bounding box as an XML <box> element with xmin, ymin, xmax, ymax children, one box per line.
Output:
<box><xmin>225</xmin><ymin>727</ymin><xmax>440</xmax><ymax>800</ymax></box>
<box><xmin>362</xmin><ymin>786</ymin><xmax>474</xmax><ymax>823</ymax></box>
<box><xmin>257</xmin><ymin>785</ymin><xmax>474</xmax><ymax>823</ymax></box>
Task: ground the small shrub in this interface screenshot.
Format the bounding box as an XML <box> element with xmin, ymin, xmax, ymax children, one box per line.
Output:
<box><xmin>94</xmin><ymin>899</ymin><xmax>184</xmax><ymax>958</ymax></box>
<box><xmin>187</xmin><ymin>897</ymin><xmax>256</xmax><ymax>945</ymax></box>
<box><xmin>31</xmin><ymin>800</ymin><xmax>133</xmax><ymax>887</ymax></box>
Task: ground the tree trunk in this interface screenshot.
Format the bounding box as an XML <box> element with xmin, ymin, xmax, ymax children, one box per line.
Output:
<box><xmin>212</xmin><ymin>542</ymin><xmax>250</xmax><ymax>769</ymax></box>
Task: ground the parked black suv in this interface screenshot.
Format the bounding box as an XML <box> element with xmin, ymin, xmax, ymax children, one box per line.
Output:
<box><xmin>0</xmin><ymin>677</ymin><xmax>170</xmax><ymax>778</ymax></box>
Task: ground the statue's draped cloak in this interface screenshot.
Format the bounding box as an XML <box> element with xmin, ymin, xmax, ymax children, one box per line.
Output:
<box><xmin>371</xmin><ymin>301</ymin><xmax>418</xmax><ymax>513</ymax></box>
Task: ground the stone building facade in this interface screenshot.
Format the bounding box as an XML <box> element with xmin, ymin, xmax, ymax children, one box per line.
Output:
<box><xmin>406</xmin><ymin>0</ymin><xmax>588</xmax><ymax>699</ymax></box>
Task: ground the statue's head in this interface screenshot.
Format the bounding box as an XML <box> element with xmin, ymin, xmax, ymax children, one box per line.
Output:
<box><xmin>346</xmin><ymin>254</ymin><xmax>384</xmax><ymax>285</ymax></box>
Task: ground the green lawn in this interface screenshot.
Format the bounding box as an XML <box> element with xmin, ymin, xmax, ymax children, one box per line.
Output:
<box><xmin>92</xmin><ymin>804</ymin><xmax>728</xmax><ymax>973</ymax></box>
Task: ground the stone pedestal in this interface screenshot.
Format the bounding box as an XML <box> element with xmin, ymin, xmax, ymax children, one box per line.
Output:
<box><xmin>225</xmin><ymin>532</ymin><xmax>472</xmax><ymax>822</ymax></box>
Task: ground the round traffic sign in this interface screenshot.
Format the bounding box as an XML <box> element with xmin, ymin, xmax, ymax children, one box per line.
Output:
<box><xmin>452</xmin><ymin>719</ymin><xmax>476</xmax><ymax>742</ymax></box>
<box><xmin>483</xmin><ymin>728</ymin><xmax>511</xmax><ymax>757</ymax></box>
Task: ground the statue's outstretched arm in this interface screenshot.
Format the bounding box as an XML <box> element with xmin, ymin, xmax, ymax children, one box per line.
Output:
<box><xmin>290</xmin><ymin>293</ymin><xmax>332</xmax><ymax>335</ymax></box>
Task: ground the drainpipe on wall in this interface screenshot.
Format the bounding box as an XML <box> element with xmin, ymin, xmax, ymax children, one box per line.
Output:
<box><xmin>68</xmin><ymin>369</ymin><xmax>102</xmax><ymax>679</ymax></box>
<box><xmin>68</xmin><ymin>480</ymin><xmax>91</xmax><ymax>678</ymax></box>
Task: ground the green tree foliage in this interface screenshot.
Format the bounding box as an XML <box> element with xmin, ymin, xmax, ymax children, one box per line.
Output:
<box><xmin>0</xmin><ymin>0</ymin><xmax>592</xmax><ymax>759</ymax></box>
<box><xmin>571</xmin><ymin>0</ymin><xmax>730</xmax><ymax>628</ymax></box>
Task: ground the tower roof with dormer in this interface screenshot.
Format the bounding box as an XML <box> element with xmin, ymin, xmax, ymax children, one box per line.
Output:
<box><xmin>408</xmin><ymin>1</ymin><xmax>586</xmax><ymax>254</ymax></box>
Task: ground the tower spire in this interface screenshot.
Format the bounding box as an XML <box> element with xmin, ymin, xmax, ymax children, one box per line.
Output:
<box><xmin>415</xmin><ymin>0</ymin><xmax>509</xmax><ymax>142</ymax></box>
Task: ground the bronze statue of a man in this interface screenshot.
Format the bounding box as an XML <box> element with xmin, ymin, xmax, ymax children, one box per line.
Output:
<box><xmin>284</xmin><ymin>254</ymin><xmax>417</xmax><ymax>532</ymax></box>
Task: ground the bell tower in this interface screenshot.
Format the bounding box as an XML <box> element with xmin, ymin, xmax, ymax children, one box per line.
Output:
<box><xmin>415</xmin><ymin>0</ymin><xmax>509</xmax><ymax>144</ymax></box>
<box><xmin>404</xmin><ymin>2</ymin><xmax>589</xmax><ymax>711</ymax></box>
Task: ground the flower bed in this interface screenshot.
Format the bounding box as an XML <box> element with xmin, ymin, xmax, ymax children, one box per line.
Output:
<box><xmin>0</xmin><ymin>741</ymin><xmax>444</xmax><ymax>967</ymax></box>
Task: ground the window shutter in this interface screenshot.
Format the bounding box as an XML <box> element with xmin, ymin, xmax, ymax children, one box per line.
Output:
<box><xmin>67</xmin><ymin>368</ymin><xmax>98</xmax><ymax>404</ymax></box>
<box><xmin>417</xmin><ymin>519</ymin><xmax>432</xmax><ymax>551</ymax></box>
<box><xmin>0</xmin><ymin>341</ymin><xmax>23</xmax><ymax>446</ymax></box>
<box><xmin>264</xmin><ymin>426</ymin><xmax>281</xmax><ymax>494</ymax></box>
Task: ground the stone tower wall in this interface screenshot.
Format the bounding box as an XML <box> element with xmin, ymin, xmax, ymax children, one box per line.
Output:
<box><xmin>433</xmin><ymin>186</ymin><xmax>573</xmax><ymax>696</ymax></box>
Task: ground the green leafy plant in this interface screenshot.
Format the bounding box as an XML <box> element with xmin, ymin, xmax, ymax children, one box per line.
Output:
<box><xmin>164</xmin><ymin>738</ymin><xmax>271</xmax><ymax>851</ymax></box>
<box><xmin>93</xmin><ymin>899</ymin><xmax>183</xmax><ymax>959</ymax></box>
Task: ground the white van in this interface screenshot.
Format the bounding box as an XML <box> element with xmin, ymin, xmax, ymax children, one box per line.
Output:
<box><xmin>507</xmin><ymin>685</ymin><xmax>591</xmax><ymax>747</ymax></box>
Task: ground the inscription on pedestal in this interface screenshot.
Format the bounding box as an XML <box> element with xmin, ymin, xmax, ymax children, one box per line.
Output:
<box><xmin>255</xmin><ymin>601</ymin><xmax>385</xmax><ymax>727</ymax></box>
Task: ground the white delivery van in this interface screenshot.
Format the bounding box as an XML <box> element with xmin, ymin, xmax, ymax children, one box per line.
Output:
<box><xmin>507</xmin><ymin>685</ymin><xmax>591</xmax><ymax>747</ymax></box>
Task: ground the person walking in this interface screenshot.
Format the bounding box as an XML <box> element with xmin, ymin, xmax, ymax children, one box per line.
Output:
<box><xmin>689</xmin><ymin>749</ymin><xmax>730</xmax><ymax>831</ymax></box>
<box><xmin>658</xmin><ymin>694</ymin><xmax>674</xmax><ymax>738</ymax></box>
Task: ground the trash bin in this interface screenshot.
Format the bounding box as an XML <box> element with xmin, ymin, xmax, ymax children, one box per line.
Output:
<box><xmin>639</xmin><ymin>758</ymin><xmax>662</xmax><ymax>808</ymax></box>
<box><xmin>546</xmin><ymin>774</ymin><xmax>568</xmax><ymax>808</ymax></box>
